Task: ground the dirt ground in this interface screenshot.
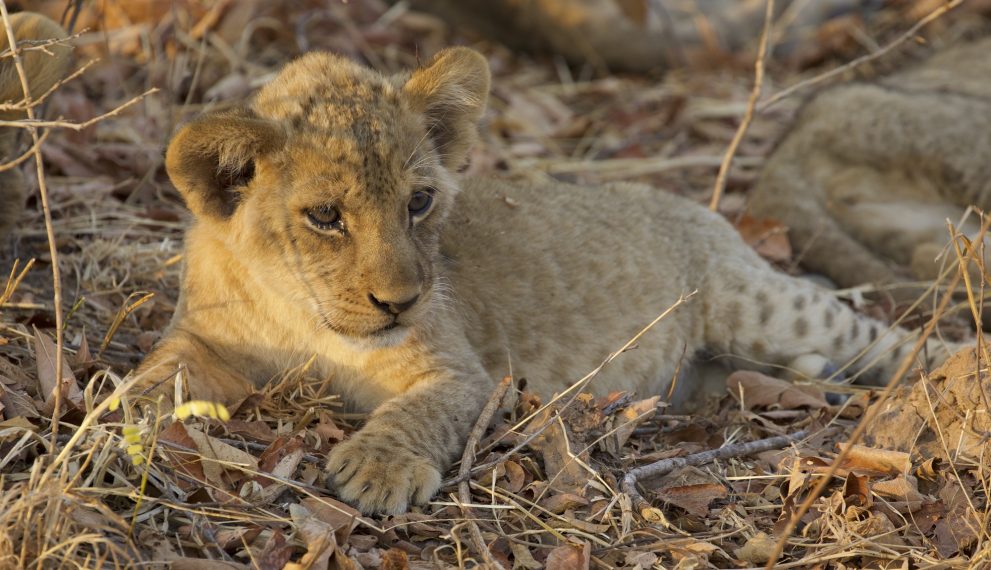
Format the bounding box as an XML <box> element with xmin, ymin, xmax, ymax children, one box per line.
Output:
<box><xmin>2</xmin><ymin>1</ymin><xmax>991</xmax><ymax>568</ymax></box>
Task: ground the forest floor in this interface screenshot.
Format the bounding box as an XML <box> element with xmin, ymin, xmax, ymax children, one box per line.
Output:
<box><xmin>2</xmin><ymin>1</ymin><xmax>991</xmax><ymax>568</ymax></box>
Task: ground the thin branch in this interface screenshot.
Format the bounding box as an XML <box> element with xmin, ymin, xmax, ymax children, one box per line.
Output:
<box><xmin>709</xmin><ymin>0</ymin><xmax>775</xmax><ymax>211</ymax></box>
<box><xmin>457</xmin><ymin>375</ymin><xmax>512</xmax><ymax>570</ymax></box>
<box><xmin>622</xmin><ymin>428</ymin><xmax>810</xmax><ymax>513</ymax></box>
<box><xmin>757</xmin><ymin>0</ymin><xmax>964</xmax><ymax>111</ymax></box>
<box><xmin>0</xmin><ymin>88</ymin><xmax>157</xmax><ymax>131</ymax></box>
<box><xmin>0</xmin><ymin>0</ymin><xmax>66</xmax><ymax>450</ymax></box>
<box><xmin>0</xmin><ymin>129</ymin><xmax>49</xmax><ymax>173</ymax></box>
<box><xmin>0</xmin><ymin>58</ymin><xmax>95</xmax><ymax>112</ymax></box>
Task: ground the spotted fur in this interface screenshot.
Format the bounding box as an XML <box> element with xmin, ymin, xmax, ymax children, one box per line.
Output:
<box><xmin>137</xmin><ymin>48</ymin><xmax>962</xmax><ymax>514</ymax></box>
<box><xmin>749</xmin><ymin>37</ymin><xmax>991</xmax><ymax>287</ymax></box>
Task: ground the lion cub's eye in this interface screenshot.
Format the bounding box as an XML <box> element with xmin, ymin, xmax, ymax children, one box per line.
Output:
<box><xmin>306</xmin><ymin>205</ymin><xmax>342</xmax><ymax>231</ymax></box>
<box><xmin>408</xmin><ymin>189</ymin><xmax>434</xmax><ymax>217</ymax></box>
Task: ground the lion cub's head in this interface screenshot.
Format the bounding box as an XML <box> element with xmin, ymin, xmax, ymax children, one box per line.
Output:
<box><xmin>166</xmin><ymin>48</ymin><xmax>490</xmax><ymax>342</ymax></box>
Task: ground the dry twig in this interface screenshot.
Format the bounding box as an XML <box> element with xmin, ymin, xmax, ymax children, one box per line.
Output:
<box><xmin>457</xmin><ymin>375</ymin><xmax>512</xmax><ymax>570</ymax></box>
<box><xmin>708</xmin><ymin>0</ymin><xmax>774</xmax><ymax>211</ymax></box>
<box><xmin>0</xmin><ymin>0</ymin><xmax>66</xmax><ymax>447</ymax></box>
<box><xmin>757</xmin><ymin>0</ymin><xmax>965</xmax><ymax>111</ymax></box>
<box><xmin>621</xmin><ymin>428</ymin><xmax>810</xmax><ymax>513</ymax></box>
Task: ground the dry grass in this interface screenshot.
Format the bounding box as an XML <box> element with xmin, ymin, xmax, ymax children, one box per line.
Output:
<box><xmin>2</xmin><ymin>1</ymin><xmax>991</xmax><ymax>568</ymax></box>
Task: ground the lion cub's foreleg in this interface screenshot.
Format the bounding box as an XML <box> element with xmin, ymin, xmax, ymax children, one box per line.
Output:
<box><xmin>324</xmin><ymin>347</ymin><xmax>494</xmax><ymax>514</ymax></box>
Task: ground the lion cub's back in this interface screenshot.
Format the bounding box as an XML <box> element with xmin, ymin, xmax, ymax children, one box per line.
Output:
<box><xmin>441</xmin><ymin>176</ymin><xmax>736</xmax><ymax>396</ymax></box>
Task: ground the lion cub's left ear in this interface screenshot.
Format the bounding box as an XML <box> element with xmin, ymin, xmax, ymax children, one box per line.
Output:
<box><xmin>402</xmin><ymin>47</ymin><xmax>490</xmax><ymax>170</ymax></box>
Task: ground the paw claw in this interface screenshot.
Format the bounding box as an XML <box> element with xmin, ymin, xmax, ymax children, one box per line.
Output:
<box><xmin>325</xmin><ymin>433</ymin><xmax>443</xmax><ymax>515</ymax></box>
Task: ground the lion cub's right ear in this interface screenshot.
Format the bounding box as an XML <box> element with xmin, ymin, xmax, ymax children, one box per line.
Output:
<box><xmin>402</xmin><ymin>47</ymin><xmax>490</xmax><ymax>170</ymax></box>
<box><xmin>165</xmin><ymin>108</ymin><xmax>285</xmax><ymax>220</ymax></box>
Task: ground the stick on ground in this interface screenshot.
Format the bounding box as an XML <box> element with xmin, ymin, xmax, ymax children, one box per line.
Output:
<box><xmin>457</xmin><ymin>375</ymin><xmax>512</xmax><ymax>570</ymax></box>
<box><xmin>622</xmin><ymin>428</ymin><xmax>810</xmax><ymax>513</ymax></box>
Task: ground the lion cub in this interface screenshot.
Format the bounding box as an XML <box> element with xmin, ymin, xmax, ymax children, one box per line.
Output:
<box><xmin>140</xmin><ymin>48</ymin><xmax>959</xmax><ymax>514</ymax></box>
<box><xmin>749</xmin><ymin>38</ymin><xmax>991</xmax><ymax>288</ymax></box>
<box><xmin>0</xmin><ymin>12</ymin><xmax>71</xmax><ymax>237</ymax></box>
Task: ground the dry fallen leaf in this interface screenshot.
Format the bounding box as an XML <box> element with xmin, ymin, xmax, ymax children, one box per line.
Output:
<box><xmin>612</xmin><ymin>395</ymin><xmax>660</xmax><ymax>449</ymax></box>
<box><xmin>545</xmin><ymin>541</ymin><xmax>590</xmax><ymax>570</ymax></box>
<box><xmin>657</xmin><ymin>483</ymin><xmax>728</xmax><ymax>516</ymax></box>
<box><xmin>33</xmin><ymin>328</ymin><xmax>83</xmax><ymax>416</ymax></box>
<box><xmin>300</xmin><ymin>496</ymin><xmax>362</xmax><ymax>545</ymax></box>
<box><xmin>727</xmin><ymin>370</ymin><xmax>828</xmax><ymax>410</ymax></box>
<box><xmin>734</xmin><ymin>215</ymin><xmax>792</xmax><ymax>263</ymax></box>
<box><xmin>525</xmin><ymin>408</ymin><xmax>590</xmax><ymax>495</ymax></box>
<box><xmin>835</xmin><ymin>443</ymin><xmax>910</xmax><ymax>476</ymax></box>
<box><xmin>873</xmin><ymin>474</ymin><xmax>925</xmax><ymax>504</ymax></box>
<box><xmin>735</xmin><ymin>532</ymin><xmax>776</xmax><ymax>564</ymax></box>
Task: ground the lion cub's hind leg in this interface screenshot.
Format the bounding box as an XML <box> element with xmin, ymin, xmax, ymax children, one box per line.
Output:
<box><xmin>701</xmin><ymin>250</ymin><xmax>956</xmax><ymax>387</ymax></box>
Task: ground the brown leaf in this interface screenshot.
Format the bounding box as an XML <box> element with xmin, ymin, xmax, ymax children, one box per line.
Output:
<box><xmin>510</xmin><ymin>542</ymin><xmax>542</xmax><ymax>570</ymax></box>
<box><xmin>497</xmin><ymin>460</ymin><xmax>526</xmax><ymax>494</ymax></box>
<box><xmin>734</xmin><ymin>215</ymin><xmax>792</xmax><ymax>263</ymax></box>
<box><xmin>300</xmin><ymin>497</ymin><xmax>362</xmax><ymax>545</ymax></box>
<box><xmin>33</xmin><ymin>328</ymin><xmax>83</xmax><ymax>416</ymax></box>
<box><xmin>735</xmin><ymin>532</ymin><xmax>775</xmax><ymax>564</ymax></box>
<box><xmin>158</xmin><ymin>423</ymin><xmax>207</xmax><ymax>492</ymax></box>
<box><xmin>934</xmin><ymin>507</ymin><xmax>981</xmax><ymax>557</ymax></box>
<box><xmin>170</xmin><ymin>560</ymin><xmax>246</xmax><ymax>570</ymax></box>
<box><xmin>314</xmin><ymin>411</ymin><xmax>346</xmax><ymax>450</ymax></box>
<box><xmin>380</xmin><ymin>548</ymin><xmax>410</xmax><ymax>570</ymax></box>
<box><xmin>835</xmin><ymin>443</ymin><xmax>910</xmax><ymax>476</ymax></box>
<box><xmin>184</xmin><ymin>425</ymin><xmax>258</xmax><ymax>487</ymax></box>
<box><xmin>657</xmin><ymin>483</ymin><xmax>728</xmax><ymax>516</ymax></box>
<box><xmin>726</xmin><ymin>371</ymin><xmax>827</xmax><ymax>410</ymax></box>
<box><xmin>546</xmin><ymin>541</ymin><xmax>590</xmax><ymax>570</ymax></box>
<box><xmin>525</xmin><ymin>408</ymin><xmax>589</xmax><ymax>495</ymax></box>
<box><xmin>873</xmin><ymin>475</ymin><xmax>925</xmax><ymax>504</ymax></box>
<box><xmin>257</xmin><ymin>531</ymin><xmax>293</xmax><ymax>570</ymax></box>
<box><xmin>257</xmin><ymin>435</ymin><xmax>304</xmax><ymax>477</ymax></box>
<box><xmin>289</xmin><ymin>503</ymin><xmax>337</xmax><ymax>570</ymax></box>
<box><xmin>843</xmin><ymin>472</ymin><xmax>870</xmax><ymax>507</ymax></box>
<box><xmin>225</xmin><ymin>419</ymin><xmax>277</xmax><ymax>444</ymax></box>
<box><xmin>0</xmin><ymin>384</ymin><xmax>39</xmax><ymax>419</ymax></box>
<box><xmin>613</xmin><ymin>396</ymin><xmax>659</xmax><ymax>449</ymax></box>
<box><xmin>540</xmin><ymin>492</ymin><xmax>590</xmax><ymax>515</ymax></box>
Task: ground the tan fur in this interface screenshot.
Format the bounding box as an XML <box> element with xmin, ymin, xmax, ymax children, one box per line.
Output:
<box><xmin>749</xmin><ymin>38</ymin><xmax>991</xmax><ymax>288</ymax></box>
<box><xmin>138</xmin><ymin>48</ymin><xmax>961</xmax><ymax>514</ymax></box>
<box><xmin>0</xmin><ymin>12</ymin><xmax>71</xmax><ymax>237</ymax></box>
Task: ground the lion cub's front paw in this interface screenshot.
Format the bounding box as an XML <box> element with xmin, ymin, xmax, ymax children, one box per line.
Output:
<box><xmin>325</xmin><ymin>432</ymin><xmax>442</xmax><ymax>514</ymax></box>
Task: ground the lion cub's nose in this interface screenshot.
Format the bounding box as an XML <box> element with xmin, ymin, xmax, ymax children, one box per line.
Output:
<box><xmin>369</xmin><ymin>292</ymin><xmax>420</xmax><ymax>315</ymax></box>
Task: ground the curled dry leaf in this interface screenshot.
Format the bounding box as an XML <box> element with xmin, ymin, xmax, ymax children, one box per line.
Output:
<box><xmin>657</xmin><ymin>483</ymin><xmax>728</xmax><ymax>516</ymax></box>
<box><xmin>734</xmin><ymin>215</ymin><xmax>792</xmax><ymax>263</ymax></box>
<box><xmin>245</xmin><ymin>435</ymin><xmax>304</xmax><ymax>502</ymax></box>
<box><xmin>835</xmin><ymin>443</ymin><xmax>910</xmax><ymax>476</ymax></box>
<box><xmin>843</xmin><ymin>472</ymin><xmax>870</xmax><ymax>507</ymax></box>
<box><xmin>612</xmin><ymin>395</ymin><xmax>660</xmax><ymax>449</ymax></box>
<box><xmin>545</xmin><ymin>541</ymin><xmax>590</xmax><ymax>570</ymax></box>
<box><xmin>726</xmin><ymin>370</ymin><xmax>828</xmax><ymax>410</ymax></box>
<box><xmin>735</xmin><ymin>532</ymin><xmax>776</xmax><ymax>564</ymax></box>
<box><xmin>300</xmin><ymin>496</ymin><xmax>362</xmax><ymax>545</ymax></box>
<box><xmin>525</xmin><ymin>407</ymin><xmax>590</xmax><ymax>495</ymax></box>
<box><xmin>33</xmin><ymin>328</ymin><xmax>83</xmax><ymax>416</ymax></box>
<box><xmin>872</xmin><ymin>474</ymin><xmax>925</xmax><ymax>504</ymax></box>
<box><xmin>288</xmin><ymin>503</ymin><xmax>338</xmax><ymax>570</ymax></box>
<box><xmin>540</xmin><ymin>492</ymin><xmax>589</xmax><ymax>514</ymax></box>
